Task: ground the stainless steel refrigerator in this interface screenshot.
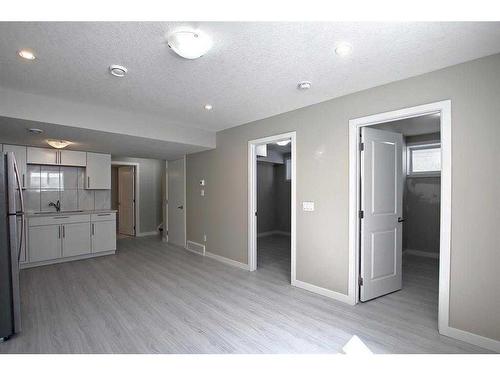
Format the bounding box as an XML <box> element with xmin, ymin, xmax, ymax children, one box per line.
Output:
<box><xmin>0</xmin><ymin>152</ymin><xmax>24</xmax><ymax>341</ymax></box>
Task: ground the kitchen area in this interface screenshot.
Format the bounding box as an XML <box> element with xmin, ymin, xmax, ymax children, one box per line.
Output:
<box><xmin>2</xmin><ymin>144</ymin><xmax>116</xmax><ymax>270</ymax></box>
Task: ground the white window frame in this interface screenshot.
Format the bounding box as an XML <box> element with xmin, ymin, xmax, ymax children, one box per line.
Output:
<box><xmin>406</xmin><ymin>142</ymin><xmax>441</xmax><ymax>177</ymax></box>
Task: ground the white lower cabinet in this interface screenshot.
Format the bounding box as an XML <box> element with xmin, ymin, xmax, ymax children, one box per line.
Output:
<box><xmin>62</xmin><ymin>222</ymin><xmax>91</xmax><ymax>257</ymax></box>
<box><xmin>92</xmin><ymin>220</ymin><xmax>116</xmax><ymax>253</ymax></box>
<box><xmin>26</xmin><ymin>212</ymin><xmax>115</xmax><ymax>267</ymax></box>
<box><xmin>29</xmin><ymin>225</ymin><xmax>62</xmax><ymax>263</ymax></box>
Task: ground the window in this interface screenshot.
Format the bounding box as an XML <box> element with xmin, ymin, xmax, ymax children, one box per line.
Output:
<box><xmin>285</xmin><ymin>158</ymin><xmax>291</xmax><ymax>181</ymax></box>
<box><xmin>407</xmin><ymin>143</ymin><xmax>441</xmax><ymax>176</ymax></box>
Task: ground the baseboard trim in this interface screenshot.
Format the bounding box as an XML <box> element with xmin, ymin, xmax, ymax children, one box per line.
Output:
<box><xmin>440</xmin><ymin>325</ymin><xmax>500</xmax><ymax>353</ymax></box>
<box><xmin>21</xmin><ymin>250</ymin><xmax>116</xmax><ymax>269</ymax></box>
<box><xmin>136</xmin><ymin>230</ymin><xmax>160</xmax><ymax>237</ymax></box>
<box><xmin>257</xmin><ymin>230</ymin><xmax>291</xmax><ymax>238</ymax></box>
<box><xmin>403</xmin><ymin>249</ymin><xmax>439</xmax><ymax>259</ymax></box>
<box><xmin>205</xmin><ymin>251</ymin><xmax>250</xmax><ymax>271</ymax></box>
<box><xmin>292</xmin><ymin>279</ymin><xmax>354</xmax><ymax>305</ymax></box>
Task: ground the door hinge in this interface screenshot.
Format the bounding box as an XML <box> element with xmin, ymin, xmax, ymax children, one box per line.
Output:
<box><xmin>358</xmin><ymin>276</ymin><xmax>364</xmax><ymax>286</ymax></box>
<box><xmin>359</xmin><ymin>210</ymin><xmax>364</xmax><ymax>219</ymax></box>
<box><xmin>360</xmin><ymin>142</ymin><xmax>365</xmax><ymax>151</ymax></box>
<box><xmin>255</xmin><ymin>211</ymin><xmax>257</xmax><ymax>216</ymax></box>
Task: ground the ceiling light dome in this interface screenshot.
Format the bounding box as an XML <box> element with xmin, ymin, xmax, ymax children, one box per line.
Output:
<box><xmin>276</xmin><ymin>140</ymin><xmax>291</xmax><ymax>146</ymax></box>
<box><xmin>47</xmin><ymin>139</ymin><xmax>72</xmax><ymax>149</ymax></box>
<box><xmin>18</xmin><ymin>49</ymin><xmax>36</xmax><ymax>60</ymax></box>
<box><xmin>335</xmin><ymin>42</ymin><xmax>353</xmax><ymax>57</ymax></box>
<box><xmin>167</xmin><ymin>30</ymin><xmax>212</xmax><ymax>60</ymax></box>
<box><xmin>297</xmin><ymin>81</ymin><xmax>312</xmax><ymax>90</ymax></box>
<box><xmin>109</xmin><ymin>65</ymin><xmax>128</xmax><ymax>77</ymax></box>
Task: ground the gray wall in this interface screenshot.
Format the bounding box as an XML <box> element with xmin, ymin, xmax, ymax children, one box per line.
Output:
<box><xmin>256</xmin><ymin>162</ymin><xmax>292</xmax><ymax>234</ymax></box>
<box><xmin>257</xmin><ymin>162</ymin><xmax>276</xmax><ymax>233</ymax></box>
<box><xmin>186</xmin><ymin>53</ymin><xmax>500</xmax><ymax>341</ymax></box>
<box><xmin>403</xmin><ymin>133</ymin><xmax>441</xmax><ymax>255</ymax></box>
<box><xmin>112</xmin><ymin>156</ymin><xmax>164</xmax><ymax>234</ymax></box>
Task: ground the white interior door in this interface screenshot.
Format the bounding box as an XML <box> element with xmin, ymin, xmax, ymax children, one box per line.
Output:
<box><xmin>360</xmin><ymin>127</ymin><xmax>404</xmax><ymax>302</ymax></box>
<box><xmin>167</xmin><ymin>158</ymin><xmax>185</xmax><ymax>247</ymax></box>
<box><xmin>118</xmin><ymin>166</ymin><xmax>135</xmax><ymax>236</ymax></box>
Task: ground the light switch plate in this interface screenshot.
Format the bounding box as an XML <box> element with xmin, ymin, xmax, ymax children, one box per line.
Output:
<box><xmin>302</xmin><ymin>201</ymin><xmax>315</xmax><ymax>211</ymax></box>
<box><xmin>201</xmin><ymin>189</ymin><xmax>205</xmax><ymax>196</ymax></box>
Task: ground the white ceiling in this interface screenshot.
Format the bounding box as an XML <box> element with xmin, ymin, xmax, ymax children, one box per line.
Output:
<box><xmin>1</xmin><ymin>22</ymin><xmax>500</xmax><ymax>134</ymax></box>
<box><xmin>372</xmin><ymin>114</ymin><xmax>440</xmax><ymax>136</ymax></box>
<box><xmin>0</xmin><ymin>116</ymin><xmax>209</xmax><ymax>160</ymax></box>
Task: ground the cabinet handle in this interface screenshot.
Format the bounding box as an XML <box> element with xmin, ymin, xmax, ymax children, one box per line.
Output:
<box><xmin>92</xmin><ymin>223</ymin><xmax>94</xmax><ymax>236</ymax></box>
<box><xmin>62</xmin><ymin>225</ymin><xmax>65</xmax><ymax>238</ymax></box>
<box><xmin>58</xmin><ymin>226</ymin><xmax>61</xmax><ymax>239</ymax></box>
<box><xmin>22</xmin><ymin>174</ymin><xmax>25</xmax><ymax>188</ymax></box>
<box><xmin>87</xmin><ymin>176</ymin><xmax>90</xmax><ymax>188</ymax></box>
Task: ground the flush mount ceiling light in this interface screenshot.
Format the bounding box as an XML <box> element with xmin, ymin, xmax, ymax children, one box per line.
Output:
<box><xmin>276</xmin><ymin>140</ymin><xmax>291</xmax><ymax>146</ymax></box>
<box><xmin>47</xmin><ymin>139</ymin><xmax>72</xmax><ymax>149</ymax></box>
<box><xmin>27</xmin><ymin>128</ymin><xmax>43</xmax><ymax>134</ymax></box>
<box><xmin>204</xmin><ymin>104</ymin><xmax>213</xmax><ymax>111</ymax></box>
<box><xmin>167</xmin><ymin>30</ymin><xmax>212</xmax><ymax>59</ymax></box>
<box><xmin>18</xmin><ymin>49</ymin><xmax>36</xmax><ymax>60</ymax></box>
<box><xmin>335</xmin><ymin>42</ymin><xmax>353</xmax><ymax>57</ymax></box>
<box><xmin>109</xmin><ymin>65</ymin><xmax>128</xmax><ymax>77</ymax></box>
<box><xmin>297</xmin><ymin>81</ymin><xmax>312</xmax><ymax>90</ymax></box>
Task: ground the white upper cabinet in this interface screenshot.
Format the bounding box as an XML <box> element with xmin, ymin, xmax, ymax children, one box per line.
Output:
<box><xmin>3</xmin><ymin>144</ymin><xmax>27</xmax><ymax>189</ymax></box>
<box><xmin>59</xmin><ymin>150</ymin><xmax>86</xmax><ymax>166</ymax></box>
<box><xmin>27</xmin><ymin>147</ymin><xmax>88</xmax><ymax>167</ymax></box>
<box><xmin>27</xmin><ymin>147</ymin><xmax>58</xmax><ymax>165</ymax></box>
<box><xmin>85</xmin><ymin>152</ymin><xmax>111</xmax><ymax>189</ymax></box>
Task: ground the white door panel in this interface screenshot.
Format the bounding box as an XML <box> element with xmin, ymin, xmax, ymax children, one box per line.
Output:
<box><xmin>360</xmin><ymin>127</ymin><xmax>403</xmax><ymax>302</ymax></box>
<box><xmin>167</xmin><ymin>158</ymin><xmax>185</xmax><ymax>247</ymax></box>
<box><xmin>118</xmin><ymin>166</ymin><xmax>135</xmax><ymax>236</ymax></box>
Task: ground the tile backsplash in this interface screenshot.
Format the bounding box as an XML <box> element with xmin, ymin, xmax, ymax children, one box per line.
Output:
<box><xmin>25</xmin><ymin>165</ymin><xmax>110</xmax><ymax>212</ymax></box>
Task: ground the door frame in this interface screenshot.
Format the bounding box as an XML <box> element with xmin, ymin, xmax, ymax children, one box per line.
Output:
<box><xmin>111</xmin><ymin>161</ymin><xmax>139</xmax><ymax>236</ymax></box>
<box><xmin>348</xmin><ymin>100</ymin><xmax>451</xmax><ymax>334</ymax></box>
<box><xmin>248</xmin><ymin>131</ymin><xmax>296</xmax><ymax>280</ymax></box>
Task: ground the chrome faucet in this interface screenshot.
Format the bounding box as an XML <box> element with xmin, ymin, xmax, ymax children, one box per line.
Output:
<box><xmin>48</xmin><ymin>200</ymin><xmax>61</xmax><ymax>212</ymax></box>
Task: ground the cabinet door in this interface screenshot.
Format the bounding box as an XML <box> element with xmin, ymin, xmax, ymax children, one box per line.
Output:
<box><xmin>85</xmin><ymin>152</ymin><xmax>111</xmax><ymax>189</ymax></box>
<box><xmin>3</xmin><ymin>145</ymin><xmax>27</xmax><ymax>189</ymax></box>
<box><xmin>27</xmin><ymin>147</ymin><xmax>58</xmax><ymax>165</ymax></box>
<box><xmin>92</xmin><ymin>220</ymin><xmax>116</xmax><ymax>253</ymax></box>
<box><xmin>28</xmin><ymin>225</ymin><xmax>62</xmax><ymax>262</ymax></box>
<box><xmin>16</xmin><ymin>217</ymin><xmax>27</xmax><ymax>263</ymax></box>
<box><xmin>60</xmin><ymin>150</ymin><xmax>86</xmax><ymax>167</ymax></box>
<box><xmin>62</xmin><ymin>222</ymin><xmax>91</xmax><ymax>257</ymax></box>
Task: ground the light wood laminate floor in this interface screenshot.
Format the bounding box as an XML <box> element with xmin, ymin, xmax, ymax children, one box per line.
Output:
<box><xmin>0</xmin><ymin>234</ymin><xmax>490</xmax><ymax>353</ymax></box>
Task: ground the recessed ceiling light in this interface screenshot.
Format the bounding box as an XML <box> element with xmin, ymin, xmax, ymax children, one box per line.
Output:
<box><xmin>47</xmin><ymin>139</ymin><xmax>72</xmax><ymax>149</ymax></box>
<box><xmin>276</xmin><ymin>140</ymin><xmax>291</xmax><ymax>146</ymax></box>
<box><xmin>204</xmin><ymin>104</ymin><xmax>213</xmax><ymax>111</ymax></box>
<box><xmin>297</xmin><ymin>81</ymin><xmax>312</xmax><ymax>90</ymax></box>
<box><xmin>167</xmin><ymin>30</ymin><xmax>212</xmax><ymax>60</ymax></box>
<box><xmin>18</xmin><ymin>49</ymin><xmax>36</xmax><ymax>60</ymax></box>
<box><xmin>27</xmin><ymin>128</ymin><xmax>43</xmax><ymax>134</ymax></box>
<box><xmin>335</xmin><ymin>42</ymin><xmax>353</xmax><ymax>57</ymax></box>
<box><xmin>109</xmin><ymin>65</ymin><xmax>128</xmax><ymax>77</ymax></box>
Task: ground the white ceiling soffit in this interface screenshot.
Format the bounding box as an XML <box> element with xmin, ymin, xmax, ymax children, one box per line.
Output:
<box><xmin>0</xmin><ymin>116</ymin><xmax>210</xmax><ymax>160</ymax></box>
<box><xmin>1</xmin><ymin>22</ymin><xmax>500</xmax><ymax>134</ymax></box>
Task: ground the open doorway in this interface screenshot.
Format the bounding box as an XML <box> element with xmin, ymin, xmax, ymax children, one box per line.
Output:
<box><xmin>349</xmin><ymin>100</ymin><xmax>452</xmax><ymax>336</ymax></box>
<box><xmin>111</xmin><ymin>162</ymin><xmax>139</xmax><ymax>238</ymax></box>
<box><xmin>248</xmin><ymin>132</ymin><xmax>296</xmax><ymax>282</ymax></box>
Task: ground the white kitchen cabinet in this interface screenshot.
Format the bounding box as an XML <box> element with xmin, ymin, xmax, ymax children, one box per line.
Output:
<box><xmin>85</xmin><ymin>152</ymin><xmax>111</xmax><ymax>189</ymax></box>
<box><xmin>27</xmin><ymin>147</ymin><xmax>58</xmax><ymax>165</ymax></box>
<box><xmin>59</xmin><ymin>150</ymin><xmax>86</xmax><ymax>167</ymax></box>
<box><xmin>28</xmin><ymin>224</ymin><xmax>62</xmax><ymax>262</ymax></box>
<box><xmin>92</xmin><ymin>220</ymin><xmax>116</xmax><ymax>253</ymax></box>
<box><xmin>62</xmin><ymin>222</ymin><xmax>91</xmax><ymax>257</ymax></box>
<box><xmin>16</xmin><ymin>217</ymin><xmax>27</xmax><ymax>263</ymax></box>
<box><xmin>3</xmin><ymin>144</ymin><xmax>27</xmax><ymax>189</ymax></box>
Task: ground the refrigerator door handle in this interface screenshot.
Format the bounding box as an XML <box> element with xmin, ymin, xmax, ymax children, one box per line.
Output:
<box><xmin>12</xmin><ymin>157</ymin><xmax>25</xmax><ymax>214</ymax></box>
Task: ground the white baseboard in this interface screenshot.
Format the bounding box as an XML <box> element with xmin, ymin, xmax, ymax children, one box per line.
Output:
<box><xmin>257</xmin><ymin>230</ymin><xmax>291</xmax><ymax>238</ymax></box>
<box><xmin>205</xmin><ymin>251</ymin><xmax>250</xmax><ymax>271</ymax></box>
<box><xmin>403</xmin><ymin>249</ymin><xmax>439</xmax><ymax>259</ymax></box>
<box><xmin>292</xmin><ymin>279</ymin><xmax>354</xmax><ymax>305</ymax></box>
<box><xmin>136</xmin><ymin>230</ymin><xmax>160</xmax><ymax>237</ymax></box>
<box><xmin>440</xmin><ymin>325</ymin><xmax>500</xmax><ymax>353</ymax></box>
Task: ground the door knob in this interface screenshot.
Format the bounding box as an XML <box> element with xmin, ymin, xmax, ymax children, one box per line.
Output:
<box><xmin>398</xmin><ymin>217</ymin><xmax>406</xmax><ymax>223</ymax></box>
<box><xmin>177</xmin><ymin>205</ymin><xmax>183</xmax><ymax>209</ymax></box>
